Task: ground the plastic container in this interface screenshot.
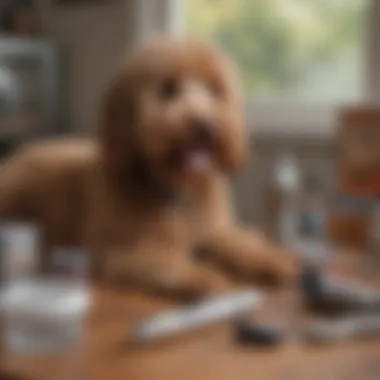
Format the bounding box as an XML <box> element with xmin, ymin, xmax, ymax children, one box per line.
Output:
<box><xmin>0</xmin><ymin>277</ymin><xmax>90</xmax><ymax>354</ymax></box>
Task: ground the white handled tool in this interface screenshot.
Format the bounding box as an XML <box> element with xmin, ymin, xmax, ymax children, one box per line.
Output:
<box><xmin>130</xmin><ymin>290</ymin><xmax>263</xmax><ymax>344</ymax></box>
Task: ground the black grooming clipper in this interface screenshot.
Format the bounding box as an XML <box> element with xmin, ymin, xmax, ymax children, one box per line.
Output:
<box><xmin>299</xmin><ymin>264</ymin><xmax>380</xmax><ymax>314</ymax></box>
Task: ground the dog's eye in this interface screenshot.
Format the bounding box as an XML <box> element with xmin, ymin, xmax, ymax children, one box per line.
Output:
<box><xmin>159</xmin><ymin>78</ymin><xmax>180</xmax><ymax>100</ymax></box>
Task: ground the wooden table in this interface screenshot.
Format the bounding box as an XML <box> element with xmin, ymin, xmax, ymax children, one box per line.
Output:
<box><xmin>1</xmin><ymin>255</ymin><xmax>380</xmax><ymax>380</ymax></box>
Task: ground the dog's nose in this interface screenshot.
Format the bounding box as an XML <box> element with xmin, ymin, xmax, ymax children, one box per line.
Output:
<box><xmin>189</xmin><ymin>117</ymin><xmax>215</xmax><ymax>143</ymax></box>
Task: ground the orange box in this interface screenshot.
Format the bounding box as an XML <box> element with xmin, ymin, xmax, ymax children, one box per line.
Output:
<box><xmin>327</xmin><ymin>210</ymin><xmax>371</xmax><ymax>250</ymax></box>
<box><xmin>339</xmin><ymin>106</ymin><xmax>380</xmax><ymax>198</ymax></box>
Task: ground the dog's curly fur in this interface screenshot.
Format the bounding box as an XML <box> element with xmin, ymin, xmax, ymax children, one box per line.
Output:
<box><xmin>0</xmin><ymin>36</ymin><xmax>299</xmax><ymax>299</ymax></box>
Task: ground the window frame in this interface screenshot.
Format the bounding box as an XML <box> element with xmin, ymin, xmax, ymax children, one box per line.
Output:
<box><xmin>132</xmin><ymin>0</ymin><xmax>379</xmax><ymax>139</ymax></box>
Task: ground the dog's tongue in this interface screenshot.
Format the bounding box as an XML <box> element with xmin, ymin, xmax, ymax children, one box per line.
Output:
<box><xmin>185</xmin><ymin>149</ymin><xmax>213</xmax><ymax>172</ymax></box>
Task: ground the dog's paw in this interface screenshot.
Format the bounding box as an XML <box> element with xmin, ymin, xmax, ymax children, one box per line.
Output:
<box><xmin>188</xmin><ymin>265</ymin><xmax>235</xmax><ymax>300</ymax></box>
<box><xmin>257</xmin><ymin>250</ymin><xmax>300</xmax><ymax>287</ymax></box>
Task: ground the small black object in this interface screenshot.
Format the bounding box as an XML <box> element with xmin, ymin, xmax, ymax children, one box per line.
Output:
<box><xmin>299</xmin><ymin>264</ymin><xmax>324</xmax><ymax>300</ymax></box>
<box><xmin>299</xmin><ymin>264</ymin><xmax>332</xmax><ymax>312</ymax></box>
<box><xmin>235</xmin><ymin>319</ymin><xmax>285</xmax><ymax>346</ymax></box>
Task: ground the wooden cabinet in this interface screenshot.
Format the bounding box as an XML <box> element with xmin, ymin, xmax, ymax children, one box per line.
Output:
<box><xmin>339</xmin><ymin>106</ymin><xmax>380</xmax><ymax>198</ymax></box>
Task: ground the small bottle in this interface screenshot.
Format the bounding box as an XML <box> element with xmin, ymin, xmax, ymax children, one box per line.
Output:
<box><xmin>298</xmin><ymin>175</ymin><xmax>325</xmax><ymax>240</ymax></box>
<box><xmin>272</xmin><ymin>152</ymin><xmax>302</xmax><ymax>248</ymax></box>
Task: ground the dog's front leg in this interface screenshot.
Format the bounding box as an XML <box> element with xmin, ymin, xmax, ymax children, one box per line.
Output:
<box><xmin>102</xmin><ymin>243</ymin><xmax>233</xmax><ymax>300</ymax></box>
<box><xmin>202</xmin><ymin>226</ymin><xmax>299</xmax><ymax>286</ymax></box>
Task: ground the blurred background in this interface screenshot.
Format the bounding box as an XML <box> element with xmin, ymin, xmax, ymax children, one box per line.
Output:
<box><xmin>0</xmin><ymin>0</ymin><xmax>376</xmax><ymax>235</ymax></box>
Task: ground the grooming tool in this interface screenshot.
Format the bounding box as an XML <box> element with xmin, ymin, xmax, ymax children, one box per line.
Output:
<box><xmin>235</xmin><ymin>319</ymin><xmax>285</xmax><ymax>346</ymax></box>
<box><xmin>299</xmin><ymin>264</ymin><xmax>380</xmax><ymax>312</ymax></box>
<box><xmin>303</xmin><ymin>313</ymin><xmax>380</xmax><ymax>344</ymax></box>
<box><xmin>130</xmin><ymin>290</ymin><xmax>263</xmax><ymax>344</ymax></box>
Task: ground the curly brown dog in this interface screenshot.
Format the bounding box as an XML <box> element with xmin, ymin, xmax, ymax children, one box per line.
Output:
<box><xmin>0</xmin><ymin>36</ymin><xmax>299</xmax><ymax>300</ymax></box>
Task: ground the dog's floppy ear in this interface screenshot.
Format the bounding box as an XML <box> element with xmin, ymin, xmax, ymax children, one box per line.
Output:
<box><xmin>230</xmin><ymin>128</ymin><xmax>249</xmax><ymax>174</ymax></box>
<box><xmin>225</xmin><ymin>118</ymin><xmax>249</xmax><ymax>175</ymax></box>
<box><xmin>98</xmin><ymin>70</ymin><xmax>137</xmax><ymax>177</ymax></box>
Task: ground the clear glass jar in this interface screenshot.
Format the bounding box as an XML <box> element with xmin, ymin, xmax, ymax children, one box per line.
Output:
<box><xmin>0</xmin><ymin>222</ymin><xmax>39</xmax><ymax>285</ymax></box>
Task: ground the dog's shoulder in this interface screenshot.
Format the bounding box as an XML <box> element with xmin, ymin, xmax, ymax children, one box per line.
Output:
<box><xmin>0</xmin><ymin>138</ymin><xmax>100</xmax><ymax>196</ymax></box>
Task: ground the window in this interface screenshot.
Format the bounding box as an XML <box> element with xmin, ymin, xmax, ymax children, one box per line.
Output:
<box><xmin>185</xmin><ymin>0</ymin><xmax>366</xmax><ymax>103</ymax></box>
<box><xmin>133</xmin><ymin>0</ymin><xmax>376</xmax><ymax>136</ymax></box>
